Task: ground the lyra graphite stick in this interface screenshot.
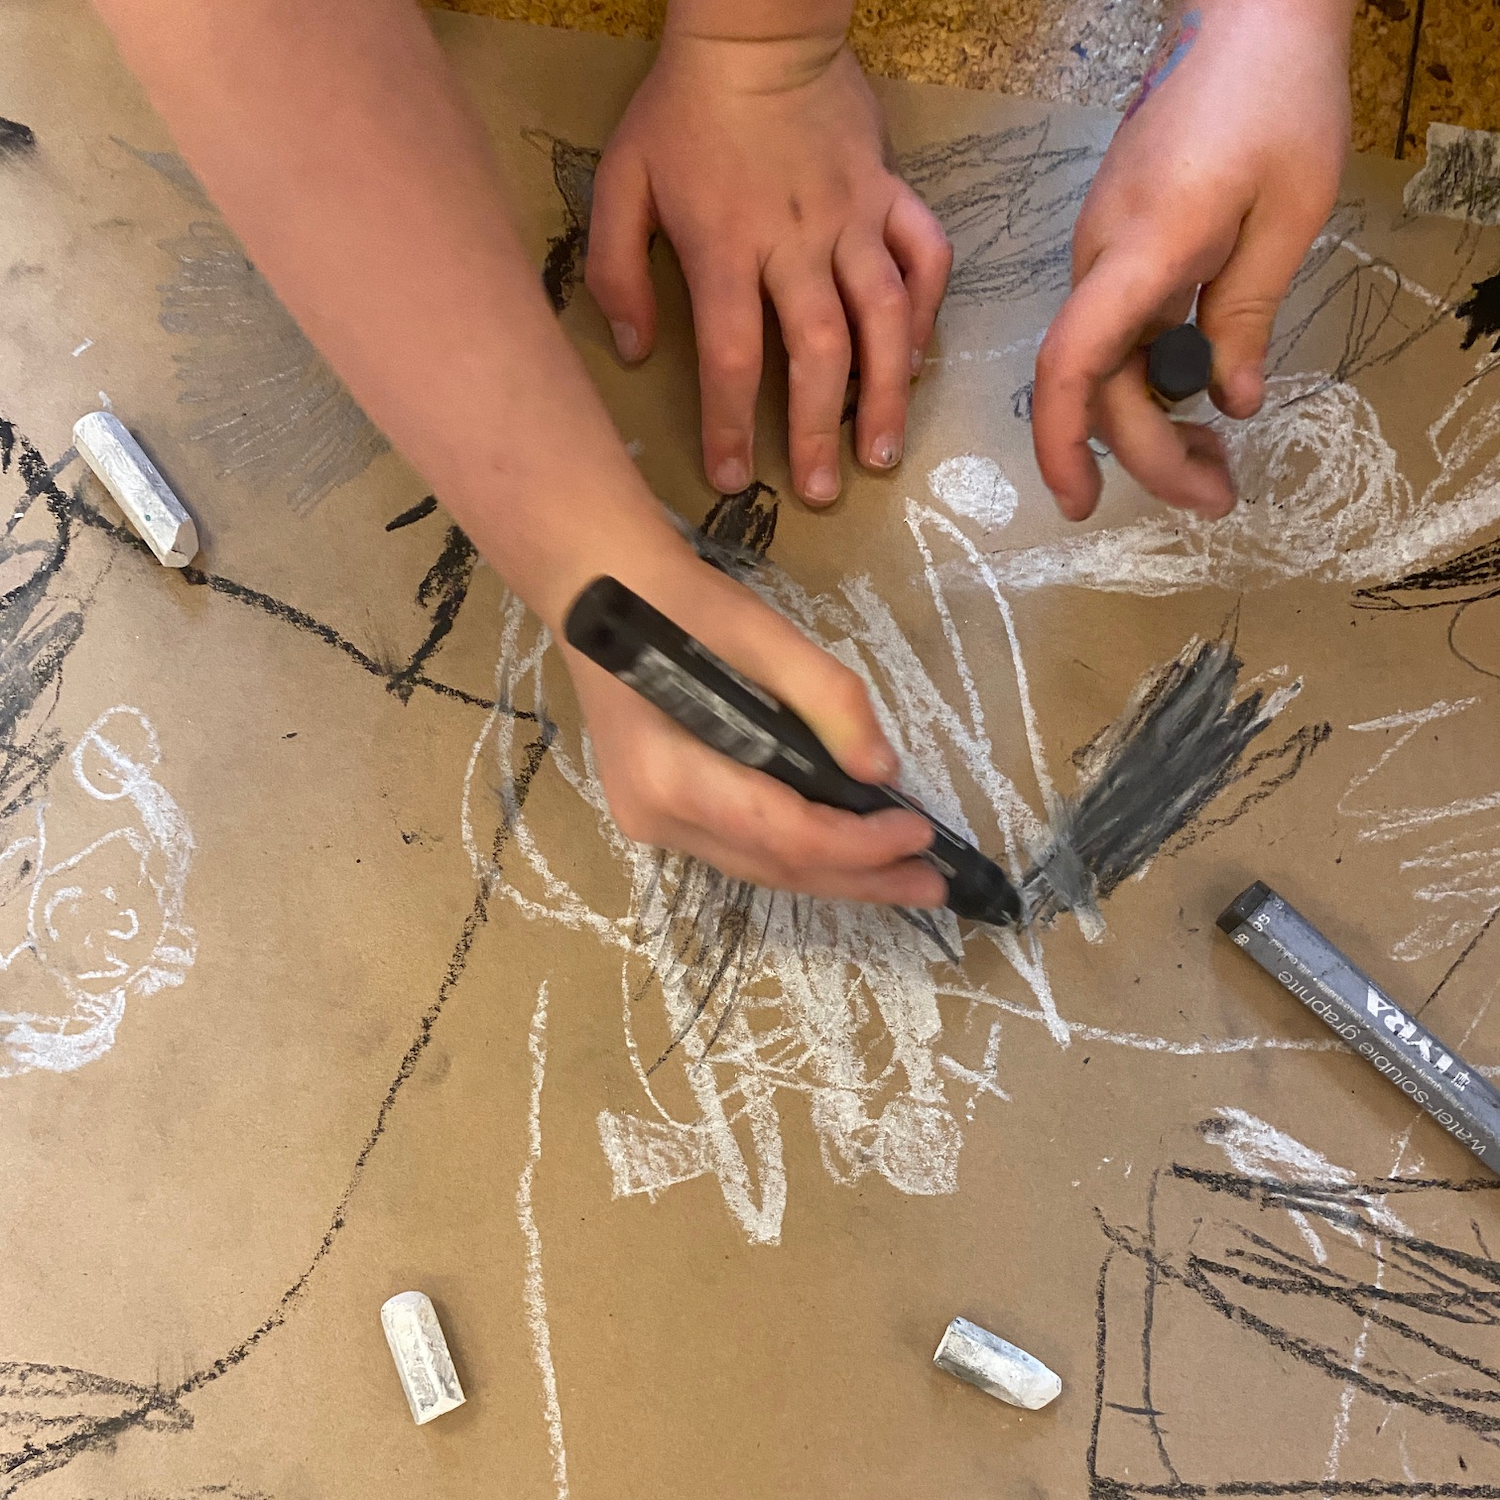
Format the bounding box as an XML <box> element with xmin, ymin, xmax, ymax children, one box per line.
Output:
<box><xmin>1218</xmin><ymin>882</ymin><xmax>1500</xmax><ymax>1176</ymax></box>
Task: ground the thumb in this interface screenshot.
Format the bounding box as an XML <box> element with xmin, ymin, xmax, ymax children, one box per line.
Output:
<box><xmin>1195</xmin><ymin>202</ymin><xmax>1311</xmax><ymax>420</ymax></box>
<box><xmin>584</xmin><ymin>147</ymin><xmax>659</xmax><ymax>364</ymax></box>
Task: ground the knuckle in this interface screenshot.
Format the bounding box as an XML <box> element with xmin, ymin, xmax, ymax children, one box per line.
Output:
<box><xmin>796</xmin><ymin>316</ymin><xmax>851</xmax><ymax>365</ymax></box>
<box><xmin>703</xmin><ymin>338</ymin><xmax>760</xmax><ymax>387</ymax></box>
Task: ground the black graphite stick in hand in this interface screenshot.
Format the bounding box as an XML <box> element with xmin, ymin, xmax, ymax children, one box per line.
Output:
<box><xmin>564</xmin><ymin>575</ymin><xmax>1023</xmax><ymax>927</ymax></box>
<box><xmin>1146</xmin><ymin>322</ymin><xmax>1213</xmax><ymax>404</ymax></box>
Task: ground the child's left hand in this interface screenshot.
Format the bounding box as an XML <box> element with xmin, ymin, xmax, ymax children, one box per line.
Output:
<box><xmin>586</xmin><ymin>28</ymin><xmax>952</xmax><ymax>506</ymax></box>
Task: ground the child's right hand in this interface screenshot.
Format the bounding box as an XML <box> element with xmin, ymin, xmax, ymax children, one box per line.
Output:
<box><xmin>1033</xmin><ymin>0</ymin><xmax>1355</xmax><ymax>520</ymax></box>
<box><xmin>562</xmin><ymin>560</ymin><xmax>946</xmax><ymax>906</ymax></box>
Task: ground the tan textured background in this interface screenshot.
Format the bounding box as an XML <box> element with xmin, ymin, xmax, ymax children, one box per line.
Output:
<box><xmin>432</xmin><ymin>0</ymin><xmax>1498</xmax><ymax>161</ymax></box>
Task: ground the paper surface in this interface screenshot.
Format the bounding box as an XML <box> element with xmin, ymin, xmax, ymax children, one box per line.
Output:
<box><xmin>1</xmin><ymin>6</ymin><xmax>1497</xmax><ymax>1496</ymax></box>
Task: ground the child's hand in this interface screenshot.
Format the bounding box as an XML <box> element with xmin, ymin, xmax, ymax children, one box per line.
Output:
<box><xmin>1033</xmin><ymin>0</ymin><xmax>1355</xmax><ymax>520</ymax></box>
<box><xmin>563</xmin><ymin>560</ymin><xmax>946</xmax><ymax>906</ymax></box>
<box><xmin>586</xmin><ymin>29</ymin><xmax>951</xmax><ymax>505</ymax></box>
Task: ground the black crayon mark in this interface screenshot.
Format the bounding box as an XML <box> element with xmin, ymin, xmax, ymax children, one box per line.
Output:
<box><xmin>1026</xmin><ymin>633</ymin><xmax>1304</xmax><ymax>921</ymax></box>
<box><xmin>1012</xmin><ymin>380</ymin><xmax>1034</xmax><ymax>422</ymax></box>
<box><xmin>699</xmin><ymin>481</ymin><xmax>779</xmax><ymax>564</ymax></box>
<box><xmin>1421</xmin><ymin>902</ymin><xmax>1500</xmax><ymax>1018</ymax></box>
<box><xmin>385</xmin><ymin>494</ymin><xmax>438</xmax><ymax>531</ymax></box>
<box><xmin>386</xmin><ymin>524</ymin><xmax>479</xmax><ymax>703</ymax></box>
<box><xmin>1356</xmin><ymin>534</ymin><xmax>1500</xmax><ymax>612</ymax></box>
<box><xmin>524</xmin><ymin>128</ymin><xmax>600</xmax><ymax>313</ymax></box>
<box><xmin>0</xmin><ymin>119</ymin><xmax>35</xmax><ymax>161</ymax></box>
<box><xmin>47</xmin><ymin>455</ymin><xmax>508</xmax><ymax>715</ymax></box>
<box><xmin>1270</xmin><ymin>199</ymin><xmax>1479</xmax><ymax>388</ymax></box>
<box><xmin>1353</xmin><ymin>531</ymin><xmax>1500</xmax><ymax>681</ymax></box>
<box><xmin>1166</xmin><ymin>719</ymin><xmax>1333</xmax><ymax>854</ymax></box>
<box><xmin>0</xmin><ymin>1361</ymin><xmax>190</xmax><ymax>1495</ymax></box>
<box><xmin>1092</xmin><ymin>1154</ymin><xmax>1500</xmax><ymax>1497</ymax></box>
<box><xmin>1457</xmin><ymin>273</ymin><xmax>1500</xmax><ymax>355</ymax></box>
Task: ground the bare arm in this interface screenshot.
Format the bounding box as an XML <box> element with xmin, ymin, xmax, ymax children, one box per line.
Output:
<box><xmin>91</xmin><ymin>0</ymin><xmax>943</xmax><ymax>907</ymax></box>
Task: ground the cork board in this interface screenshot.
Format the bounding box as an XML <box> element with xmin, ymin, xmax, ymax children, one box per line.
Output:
<box><xmin>1</xmin><ymin>7</ymin><xmax>1497</xmax><ymax>1497</ymax></box>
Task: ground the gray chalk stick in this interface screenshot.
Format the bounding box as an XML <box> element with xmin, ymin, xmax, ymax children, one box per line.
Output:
<box><xmin>1219</xmin><ymin>882</ymin><xmax>1500</xmax><ymax>1175</ymax></box>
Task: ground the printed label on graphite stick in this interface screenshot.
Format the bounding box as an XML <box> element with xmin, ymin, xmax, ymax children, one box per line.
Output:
<box><xmin>1221</xmin><ymin>885</ymin><xmax>1500</xmax><ymax>1173</ymax></box>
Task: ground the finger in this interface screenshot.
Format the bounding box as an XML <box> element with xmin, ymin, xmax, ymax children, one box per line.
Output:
<box><xmin>1096</xmin><ymin>350</ymin><xmax>1235</xmax><ymax>518</ymax></box>
<box><xmin>584</xmin><ymin>148</ymin><xmax>659</xmax><ymax>364</ymax></box>
<box><xmin>833</xmin><ymin>230</ymin><xmax>912</xmax><ymax>470</ymax></box>
<box><xmin>657</xmin><ymin>790</ymin><xmax>945</xmax><ymax>906</ymax></box>
<box><xmin>764</xmin><ymin>253</ymin><xmax>853</xmax><ymax>505</ymax></box>
<box><xmin>1196</xmin><ymin>198</ymin><xmax>1321</xmax><ymax>420</ymax></box>
<box><xmin>1032</xmin><ymin>251</ymin><xmax>1180</xmax><ymax>520</ymax></box>
<box><xmin>684</xmin><ymin>262</ymin><xmax>765</xmax><ymax>496</ymax></box>
<box><xmin>884</xmin><ymin>186</ymin><xmax>953</xmax><ymax>375</ymax></box>
<box><xmin>696</xmin><ymin>596</ymin><xmax>899</xmax><ymax>784</ymax></box>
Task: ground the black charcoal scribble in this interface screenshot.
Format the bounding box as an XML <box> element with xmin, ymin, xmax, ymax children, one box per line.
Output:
<box><xmin>0</xmin><ymin>1361</ymin><xmax>191</xmax><ymax>1495</ymax></box>
<box><xmin>0</xmin><ymin>422</ymin><xmax>88</xmax><ymax>822</ymax></box>
<box><xmin>1091</xmin><ymin>1121</ymin><xmax>1500</xmax><ymax>1497</ymax></box>
<box><xmin>524</xmin><ymin>128</ymin><xmax>601</xmax><ymax>313</ymax></box>
<box><xmin>1355</xmin><ymin>529</ymin><xmax>1500</xmax><ymax>681</ymax></box>
<box><xmin>899</xmin><ymin>119</ymin><xmax>1098</xmax><ymax>307</ymax></box>
<box><xmin>1404</xmin><ymin>124</ymin><xmax>1500</xmax><ymax>229</ymax></box>
<box><xmin>0</xmin><ymin>417</ymin><xmax>553</xmax><ymax>1492</ymax></box>
<box><xmin>0</xmin><ymin>119</ymin><xmax>36</xmax><ymax>161</ymax></box>
<box><xmin>118</xmin><ymin>142</ymin><xmax>387</xmax><ymax>515</ymax></box>
<box><xmin>1024</xmin><ymin>634</ymin><xmax>1302</xmax><ymax>924</ymax></box>
<box><xmin>696</xmin><ymin>481</ymin><xmax>779</xmax><ymax>569</ymax></box>
<box><xmin>1269</xmin><ymin>199</ymin><xmax>1482</xmax><ymax>386</ymax></box>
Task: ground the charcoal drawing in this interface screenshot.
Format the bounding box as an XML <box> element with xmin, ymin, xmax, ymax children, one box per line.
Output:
<box><xmin>1090</xmin><ymin>1113</ymin><xmax>1500</xmax><ymax>1496</ymax></box>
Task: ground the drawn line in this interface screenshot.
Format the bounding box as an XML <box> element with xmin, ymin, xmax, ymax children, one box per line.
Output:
<box><xmin>517</xmin><ymin>981</ymin><xmax>571</xmax><ymax>1500</ymax></box>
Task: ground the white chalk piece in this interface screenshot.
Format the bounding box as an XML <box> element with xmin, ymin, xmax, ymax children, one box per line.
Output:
<box><xmin>380</xmin><ymin>1291</ymin><xmax>466</xmax><ymax>1425</ymax></box>
<box><xmin>72</xmin><ymin>411</ymin><xmax>199</xmax><ymax>567</ymax></box>
<box><xmin>933</xmin><ymin>1316</ymin><xmax>1061</xmax><ymax>1411</ymax></box>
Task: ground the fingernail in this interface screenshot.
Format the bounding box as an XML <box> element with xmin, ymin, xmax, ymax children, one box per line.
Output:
<box><xmin>910</xmin><ymin>347</ymin><xmax>924</xmax><ymax>376</ymax></box>
<box><xmin>868</xmin><ymin>433</ymin><xmax>903</xmax><ymax>469</ymax></box>
<box><xmin>712</xmin><ymin>457</ymin><xmax>750</xmax><ymax>493</ymax></box>
<box><xmin>804</xmin><ymin>466</ymin><xmax>840</xmax><ymax>502</ymax></box>
<box><xmin>872</xmin><ymin>747</ymin><xmax>898</xmax><ymax>781</ymax></box>
<box><xmin>610</xmin><ymin>320</ymin><xmax>641</xmax><ymax>362</ymax></box>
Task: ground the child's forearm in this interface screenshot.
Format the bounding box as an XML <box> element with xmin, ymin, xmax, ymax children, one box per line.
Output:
<box><xmin>91</xmin><ymin>0</ymin><xmax>697</xmax><ymax>633</ymax></box>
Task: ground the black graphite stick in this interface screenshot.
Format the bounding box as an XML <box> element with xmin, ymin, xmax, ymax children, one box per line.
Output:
<box><xmin>1219</xmin><ymin>882</ymin><xmax>1500</xmax><ymax>1175</ymax></box>
<box><xmin>564</xmin><ymin>575</ymin><xmax>1022</xmax><ymax>927</ymax></box>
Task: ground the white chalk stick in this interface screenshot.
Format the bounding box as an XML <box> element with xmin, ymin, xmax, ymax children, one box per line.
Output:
<box><xmin>933</xmin><ymin>1316</ymin><xmax>1061</xmax><ymax>1410</ymax></box>
<box><xmin>72</xmin><ymin>411</ymin><xmax>198</xmax><ymax>567</ymax></box>
<box><xmin>380</xmin><ymin>1291</ymin><xmax>466</xmax><ymax>1425</ymax></box>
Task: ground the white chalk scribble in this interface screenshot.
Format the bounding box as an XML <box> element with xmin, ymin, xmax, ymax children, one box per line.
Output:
<box><xmin>464</xmin><ymin>503</ymin><xmax>1313</xmax><ymax>1245</ymax></box>
<box><xmin>0</xmin><ymin>706</ymin><xmax>195</xmax><ymax>1076</ymax></box>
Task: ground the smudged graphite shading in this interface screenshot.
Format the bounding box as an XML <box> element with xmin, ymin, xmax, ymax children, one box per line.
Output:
<box><xmin>1023</xmin><ymin>634</ymin><xmax>1301</xmax><ymax>926</ymax></box>
<box><xmin>0</xmin><ymin>119</ymin><xmax>36</xmax><ymax>160</ymax></box>
<box><xmin>119</xmin><ymin>143</ymin><xmax>387</xmax><ymax>515</ymax></box>
<box><xmin>524</xmin><ymin>128</ymin><xmax>600</xmax><ymax>313</ymax></box>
